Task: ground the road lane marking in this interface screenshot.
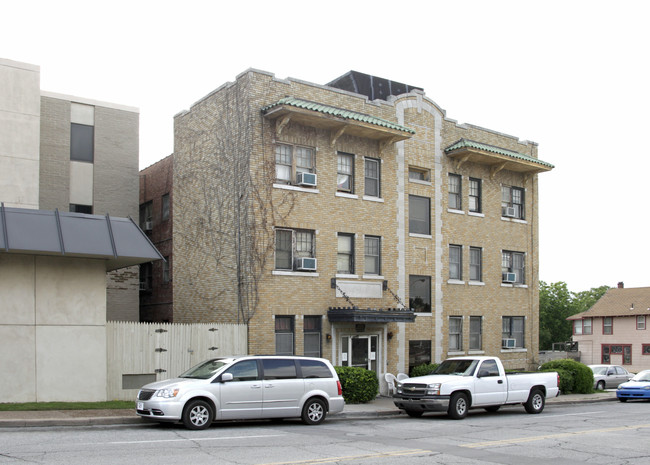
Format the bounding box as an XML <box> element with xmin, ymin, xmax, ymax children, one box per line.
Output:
<box><xmin>107</xmin><ymin>434</ymin><xmax>285</xmax><ymax>445</ymax></box>
<box><xmin>462</xmin><ymin>423</ymin><xmax>650</xmax><ymax>448</ymax></box>
<box><xmin>258</xmin><ymin>449</ymin><xmax>428</xmax><ymax>465</ymax></box>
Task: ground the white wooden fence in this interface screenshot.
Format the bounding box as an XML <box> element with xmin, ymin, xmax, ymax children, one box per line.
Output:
<box><xmin>107</xmin><ymin>321</ymin><xmax>248</xmax><ymax>400</ymax></box>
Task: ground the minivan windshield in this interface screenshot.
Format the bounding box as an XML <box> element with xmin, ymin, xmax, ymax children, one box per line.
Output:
<box><xmin>433</xmin><ymin>359</ymin><xmax>479</xmax><ymax>376</ymax></box>
<box><xmin>180</xmin><ymin>359</ymin><xmax>230</xmax><ymax>379</ymax></box>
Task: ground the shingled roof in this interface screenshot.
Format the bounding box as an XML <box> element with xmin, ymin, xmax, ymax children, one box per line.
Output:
<box><xmin>567</xmin><ymin>287</ymin><xmax>650</xmax><ymax>320</ymax></box>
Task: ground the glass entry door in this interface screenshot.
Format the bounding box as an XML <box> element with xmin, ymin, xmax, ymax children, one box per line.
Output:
<box><xmin>341</xmin><ymin>335</ymin><xmax>378</xmax><ymax>371</ymax></box>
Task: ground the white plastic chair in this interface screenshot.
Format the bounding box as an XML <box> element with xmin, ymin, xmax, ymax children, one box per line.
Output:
<box><xmin>385</xmin><ymin>373</ymin><xmax>397</xmax><ymax>395</ymax></box>
<box><xmin>397</xmin><ymin>373</ymin><xmax>409</xmax><ymax>381</ymax></box>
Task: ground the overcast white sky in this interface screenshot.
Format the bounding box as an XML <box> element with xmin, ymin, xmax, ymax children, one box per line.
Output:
<box><xmin>4</xmin><ymin>0</ymin><xmax>649</xmax><ymax>293</ymax></box>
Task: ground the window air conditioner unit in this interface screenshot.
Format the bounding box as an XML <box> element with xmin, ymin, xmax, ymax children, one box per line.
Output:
<box><xmin>502</xmin><ymin>338</ymin><xmax>516</xmax><ymax>349</ymax></box>
<box><xmin>502</xmin><ymin>272</ymin><xmax>517</xmax><ymax>283</ymax></box>
<box><xmin>296</xmin><ymin>257</ymin><xmax>317</xmax><ymax>271</ymax></box>
<box><xmin>502</xmin><ymin>206</ymin><xmax>516</xmax><ymax>217</ymax></box>
<box><xmin>144</xmin><ymin>221</ymin><xmax>153</xmax><ymax>231</ymax></box>
<box><xmin>296</xmin><ymin>172</ymin><xmax>317</xmax><ymax>187</ymax></box>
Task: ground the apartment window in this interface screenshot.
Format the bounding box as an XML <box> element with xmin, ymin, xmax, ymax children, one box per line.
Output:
<box><xmin>603</xmin><ymin>317</ymin><xmax>613</xmax><ymax>335</ymax></box>
<box><xmin>162</xmin><ymin>257</ymin><xmax>170</xmax><ymax>284</ymax></box>
<box><xmin>409</xmin><ymin>340</ymin><xmax>431</xmax><ymax>374</ymax></box>
<box><xmin>469</xmin><ymin>247</ymin><xmax>482</xmax><ymax>282</ymax></box>
<box><xmin>364</xmin><ymin>158</ymin><xmax>380</xmax><ymax>197</ymax></box>
<box><xmin>275</xmin><ymin>316</ymin><xmax>294</xmax><ymax>355</ymax></box>
<box><xmin>304</xmin><ymin>316</ymin><xmax>321</xmax><ymax>358</ymax></box>
<box><xmin>162</xmin><ymin>194</ymin><xmax>170</xmax><ymax>221</ymax></box>
<box><xmin>409</xmin><ymin>195</ymin><xmax>430</xmax><ymax>235</ymax></box>
<box><xmin>139</xmin><ymin>263</ymin><xmax>152</xmax><ymax>292</ymax></box>
<box><xmin>409</xmin><ymin>166</ymin><xmax>430</xmax><ymax>182</ymax></box>
<box><xmin>409</xmin><ymin>275</ymin><xmax>431</xmax><ymax>313</ymax></box>
<box><xmin>502</xmin><ymin>251</ymin><xmax>525</xmax><ymax>284</ymax></box>
<box><xmin>469</xmin><ymin>178</ymin><xmax>482</xmax><ymax>213</ymax></box>
<box><xmin>337</xmin><ymin>152</ymin><xmax>354</xmax><ymax>192</ymax></box>
<box><xmin>502</xmin><ymin>316</ymin><xmax>525</xmax><ymax>348</ymax></box>
<box><xmin>275</xmin><ymin>144</ymin><xmax>315</xmax><ymax>184</ymax></box>
<box><xmin>502</xmin><ymin>185</ymin><xmax>525</xmax><ymax>219</ymax></box>
<box><xmin>449</xmin><ymin>174</ymin><xmax>462</xmax><ymax>210</ymax></box>
<box><xmin>470</xmin><ymin>316</ymin><xmax>482</xmax><ymax>350</ymax></box>
<box><xmin>70</xmin><ymin>204</ymin><xmax>92</xmax><ymax>214</ymax></box>
<box><xmin>364</xmin><ymin>235</ymin><xmax>381</xmax><ymax>275</ymax></box>
<box><xmin>637</xmin><ymin>315</ymin><xmax>646</xmax><ymax>330</ymax></box>
<box><xmin>337</xmin><ymin>233</ymin><xmax>354</xmax><ymax>274</ymax></box>
<box><xmin>139</xmin><ymin>202</ymin><xmax>153</xmax><ymax>230</ymax></box>
<box><xmin>70</xmin><ymin>103</ymin><xmax>95</xmax><ymax>163</ymax></box>
<box><xmin>449</xmin><ymin>316</ymin><xmax>463</xmax><ymax>351</ymax></box>
<box><xmin>449</xmin><ymin>245</ymin><xmax>462</xmax><ymax>280</ymax></box>
<box><xmin>275</xmin><ymin>229</ymin><xmax>315</xmax><ymax>271</ymax></box>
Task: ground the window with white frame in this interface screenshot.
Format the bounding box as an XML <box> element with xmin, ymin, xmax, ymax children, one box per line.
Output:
<box><xmin>603</xmin><ymin>317</ymin><xmax>613</xmax><ymax>335</ymax></box>
<box><xmin>304</xmin><ymin>316</ymin><xmax>321</xmax><ymax>357</ymax></box>
<box><xmin>449</xmin><ymin>174</ymin><xmax>462</xmax><ymax>210</ymax></box>
<box><xmin>470</xmin><ymin>247</ymin><xmax>482</xmax><ymax>282</ymax></box>
<box><xmin>502</xmin><ymin>250</ymin><xmax>525</xmax><ymax>284</ymax></box>
<box><xmin>501</xmin><ymin>185</ymin><xmax>525</xmax><ymax>219</ymax></box>
<box><xmin>469</xmin><ymin>178</ymin><xmax>482</xmax><ymax>213</ymax></box>
<box><xmin>275</xmin><ymin>144</ymin><xmax>315</xmax><ymax>184</ymax></box>
<box><xmin>275</xmin><ymin>316</ymin><xmax>294</xmax><ymax>355</ymax></box>
<box><xmin>449</xmin><ymin>245</ymin><xmax>462</xmax><ymax>280</ymax></box>
<box><xmin>337</xmin><ymin>152</ymin><xmax>354</xmax><ymax>192</ymax></box>
<box><xmin>275</xmin><ymin>229</ymin><xmax>315</xmax><ymax>271</ymax></box>
<box><xmin>470</xmin><ymin>316</ymin><xmax>482</xmax><ymax>350</ymax></box>
<box><xmin>364</xmin><ymin>157</ymin><xmax>380</xmax><ymax>197</ymax></box>
<box><xmin>409</xmin><ymin>275</ymin><xmax>431</xmax><ymax>313</ymax></box>
<box><xmin>502</xmin><ymin>316</ymin><xmax>525</xmax><ymax>348</ymax></box>
<box><xmin>637</xmin><ymin>315</ymin><xmax>646</xmax><ymax>330</ymax></box>
<box><xmin>449</xmin><ymin>316</ymin><xmax>463</xmax><ymax>351</ymax></box>
<box><xmin>364</xmin><ymin>235</ymin><xmax>381</xmax><ymax>275</ymax></box>
<box><xmin>337</xmin><ymin>233</ymin><xmax>354</xmax><ymax>274</ymax></box>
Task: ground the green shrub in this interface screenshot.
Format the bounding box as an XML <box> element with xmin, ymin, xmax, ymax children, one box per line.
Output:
<box><xmin>410</xmin><ymin>363</ymin><xmax>439</xmax><ymax>378</ymax></box>
<box><xmin>334</xmin><ymin>366</ymin><xmax>379</xmax><ymax>404</ymax></box>
<box><xmin>540</xmin><ymin>359</ymin><xmax>593</xmax><ymax>394</ymax></box>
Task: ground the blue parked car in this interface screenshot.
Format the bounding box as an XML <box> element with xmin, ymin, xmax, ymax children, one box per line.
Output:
<box><xmin>617</xmin><ymin>370</ymin><xmax>650</xmax><ymax>402</ymax></box>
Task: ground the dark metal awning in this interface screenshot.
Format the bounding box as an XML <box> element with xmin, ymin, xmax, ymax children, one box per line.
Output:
<box><xmin>328</xmin><ymin>307</ymin><xmax>416</xmax><ymax>323</ymax></box>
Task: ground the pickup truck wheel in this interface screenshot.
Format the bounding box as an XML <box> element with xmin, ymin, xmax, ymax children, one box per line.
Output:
<box><xmin>524</xmin><ymin>389</ymin><xmax>545</xmax><ymax>414</ymax></box>
<box><xmin>182</xmin><ymin>399</ymin><xmax>214</xmax><ymax>430</ymax></box>
<box><xmin>405</xmin><ymin>409</ymin><xmax>424</xmax><ymax>418</ymax></box>
<box><xmin>302</xmin><ymin>398</ymin><xmax>327</xmax><ymax>425</ymax></box>
<box><xmin>448</xmin><ymin>392</ymin><xmax>469</xmax><ymax>419</ymax></box>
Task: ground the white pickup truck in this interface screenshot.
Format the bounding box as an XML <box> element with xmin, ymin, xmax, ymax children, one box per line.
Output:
<box><xmin>393</xmin><ymin>356</ymin><xmax>560</xmax><ymax>419</ymax></box>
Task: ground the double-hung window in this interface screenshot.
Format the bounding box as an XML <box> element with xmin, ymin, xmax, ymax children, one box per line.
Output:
<box><xmin>637</xmin><ymin>315</ymin><xmax>646</xmax><ymax>330</ymax></box>
<box><xmin>409</xmin><ymin>275</ymin><xmax>431</xmax><ymax>313</ymax></box>
<box><xmin>469</xmin><ymin>178</ymin><xmax>482</xmax><ymax>213</ymax></box>
<box><xmin>470</xmin><ymin>316</ymin><xmax>482</xmax><ymax>350</ymax></box>
<box><xmin>449</xmin><ymin>316</ymin><xmax>463</xmax><ymax>351</ymax></box>
<box><xmin>502</xmin><ymin>316</ymin><xmax>525</xmax><ymax>348</ymax></box>
<box><xmin>337</xmin><ymin>152</ymin><xmax>354</xmax><ymax>192</ymax></box>
<box><xmin>275</xmin><ymin>144</ymin><xmax>315</xmax><ymax>184</ymax></box>
<box><xmin>275</xmin><ymin>316</ymin><xmax>294</xmax><ymax>355</ymax></box>
<box><xmin>364</xmin><ymin>157</ymin><xmax>380</xmax><ymax>197</ymax></box>
<box><xmin>502</xmin><ymin>185</ymin><xmax>525</xmax><ymax>219</ymax></box>
<box><xmin>161</xmin><ymin>193</ymin><xmax>170</xmax><ymax>221</ymax></box>
<box><xmin>469</xmin><ymin>247</ymin><xmax>482</xmax><ymax>282</ymax></box>
<box><xmin>603</xmin><ymin>317</ymin><xmax>613</xmax><ymax>335</ymax></box>
<box><xmin>304</xmin><ymin>316</ymin><xmax>322</xmax><ymax>357</ymax></box>
<box><xmin>449</xmin><ymin>245</ymin><xmax>462</xmax><ymax>280</ymax></box>
<box><xmin>409</xmin><ymin>195</ymin><xmax>430</xmax><ymax>235</ymax></box>
<box><xmin>275</xmin><ymin>228</ymin><xmax>315</xmax><ymax>271</ymax></box>
<box><xmin>337</xmin><ymin>233</ymin><xmax>354</xmax><ymax>274</ymax></box>
<box><xmin>364</xmin><ymin>235</ymin><xmax>381</xmax><ymax>275</ymax></box>
<box><xmin>449</xmin><ymin>174</ymin><xmax>462</xmax><ymax>210</ymax></box>
<box><xmin>502</xmin><ymin>250</ymin><xmax>525</xmax><ymax>284</ymax></box>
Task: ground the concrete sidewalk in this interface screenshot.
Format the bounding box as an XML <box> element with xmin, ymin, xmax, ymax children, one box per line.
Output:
<box><xmin>0</xmin><ymin>391</ymin><xmax>617</xmax><ymax>428</ymax></box>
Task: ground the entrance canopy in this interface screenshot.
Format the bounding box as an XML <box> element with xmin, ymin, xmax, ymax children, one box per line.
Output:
<box><xmin>328</xmin><ymin>307</ymin><xmax>416</xmax><ymax>323</ymax></box>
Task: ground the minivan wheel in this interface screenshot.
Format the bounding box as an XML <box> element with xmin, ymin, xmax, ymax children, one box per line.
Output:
<box><xmin>302</xmin><ymin>398</ymin><xmax>327</xmax><ymax>425</ymax></box>
<box><xmin>183</xmin><ymin>399</ymin><xmax>214</xmax><ymax>430</ymax></box>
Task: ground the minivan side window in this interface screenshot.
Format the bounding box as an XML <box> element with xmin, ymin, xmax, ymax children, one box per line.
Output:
<box><xmin>299</xmin><ymin>360</ymin><xmax>333</xmax><ymax>378</ymax></box>
<box><xmin>262</xmin><ymin>359</ymin><xmax>298</xmax><ymax>379</ymax></box>
<box><xmin>223</xmin><ymin>360</ymin><xmax>259</xmax><ymax>382</ymax></box>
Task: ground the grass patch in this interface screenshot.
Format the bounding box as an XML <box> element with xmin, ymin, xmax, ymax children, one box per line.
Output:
<box><xmin>0</xmin><ymin>401</ymin><xmax>134</xmax><ymax>411</ymax></box>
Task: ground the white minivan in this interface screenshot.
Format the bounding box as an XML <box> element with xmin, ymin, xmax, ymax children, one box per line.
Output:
<box><xmin>136</xmin><ymin>356</ymin><xmax>345</xmax><ymax>430</ymax></box>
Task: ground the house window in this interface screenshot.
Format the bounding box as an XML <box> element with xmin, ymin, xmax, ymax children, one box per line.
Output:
<box><xmin>449</xmin><ymin>174</ymin><xmax>462</xmax><ymax>210</ymax></box>
<box><xmin>449</xmin><ymin>245</ymin><xmax>462</xmax><ymax>280</ymax></box>
<box><xmin>409</xmin><ymin>195</ymin><xmax>430</xmax><ymax>235</ymax></box>
<box><xmin>469</xmin><ymin>178</ymin><xmax>482</xmax><ymax>213</ymax></box>
<box><xmin>502</xmin><ymin>185</ymin><xmax>525</xmax><ymax>219</ymax></box>
<box><xmin>275</xmin><ymin>144</ymin><xmax>315</xmax><ymax>184</ymax></box>
<box><xmin>449</xmin><ymin>316</ymin><xmax>463</xmax><ymax>351</ymax></box>
<box><xmin>643</xmin><ymin>344</ymin><xmax>650</xmax><ymax>355</ymax></box>
<box><xmin>304</xmin><ymin>316</ymin><xmax>321</xmax><ymax>358</ymax></box>
<box><xmin>275</xmin><ymin>316</ymin><xmax>294</xmax><ymax>355</ymax></box>
<box><xmin>409</xmin><ymin>166</ymin><xmax>430</xmax><ymax>182</ymax></box>
<box><xmin>573</xmin><ymin>320</ymin><xmax>583</xmax><ymax>335</ymax></box>
<box><xmin>139</xmin><ymin>202</ymin><xmax>153</xmax><ymax>231</ymax></box>
<box><xmin>583</xmin><ymin>318</ymin><xmax>593</xmax><ymax>335</ymax></box>
<box><xmin>502</xmin><ymin>316</ymin><xmax>525</xmax><ymax>348</ymax></box>
<box><xmin>162</xmin><ymin>193</ymin><xmax>170</xmax><ymax>221</ymax></box>
<box><xmin>409</xmin><ymin>275</ymin><xmax>431</xmax><ymax>313</ymax></box>
<box><xmin>469</xmin><ymin>247</ymin><xmax>482</xmax><ymax>282</ymax></box>
<box><xmin>602</xmin><ymin>344</ymin><xmax>631</xmax><ymax>365</ymax></box>
<box><xmin>470</xmin><ymin>316</ymin><xmax>482</xmax><ymax>350</ymax></box>
<box><xmin>502</xmin><ymin>250</ymin><xmax>525</xmax><ymax>284</ymax></box>
<box><xmin>409</xmin><ymin>340</ymin><xmax>431</xmax><ymax>374</ymax></box>
<box><xmin>603</xmin><ymin>317</ymin><xmax>613</xmax><ymax>335</ymax></box>
<box><xmin>70</xmin><ymin>204</ymin><xmax>92</xmax><ymax>214</ymax></box>
<box><xmin>70</xmin><ymin>103</ymin><xmax>95</xmax><ymax>163</ymax></box>
<box><xmin>337</xmin><ymin>233</ymin><xmax>354</xmax><ymax>274</ymax></box>
<box><xmin>337</xmin><ymin>152</ymin><xmax>354</xmax><ymax>192</ymax></box>
<box><xmin>364</xmin><ymin>158</ymin><xmax>380</xmax><ymax>197</ymax></box>
<box><xmin>637</xmin><ymin>315</ymin><xmax>646</xmax><ymax>330</ymax></box>
<box><xmin>275</xmin><ymin>229</ymin><xmax>315</xmax><ymax>271</ymax></box>
<box><xmin>364</xmin><ymin>235</ymin><xmax>381</xmax><ymax>275</ymax></box>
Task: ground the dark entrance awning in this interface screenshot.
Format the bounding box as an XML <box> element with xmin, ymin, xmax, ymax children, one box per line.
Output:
<box><xmin>328</xmin><ymin>307</ymin><xmax>416</xmax><ymax>323</ymax></box>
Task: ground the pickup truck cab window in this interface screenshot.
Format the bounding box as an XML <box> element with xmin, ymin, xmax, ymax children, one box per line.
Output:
<box><xmin>478</xmin><ymin>359</ymin><xmax>500</xmax><ymax>377</ymax></box>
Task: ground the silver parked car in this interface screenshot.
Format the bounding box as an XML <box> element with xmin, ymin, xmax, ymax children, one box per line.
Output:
<box><xmin>588</xmin><ymin>364</ymin><xmax>633</xmax><ymax>390</ymax></box>
<box><xmin>136</xmin><ymin>356</ymin><xmax>345</xmax><ymax>430</ymax></box>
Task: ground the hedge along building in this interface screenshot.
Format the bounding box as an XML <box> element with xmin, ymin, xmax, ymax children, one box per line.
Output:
<box><xmin>171</xmin><ymin>69</ymin><xmax>553</xmax><ymax>392</ymax></box>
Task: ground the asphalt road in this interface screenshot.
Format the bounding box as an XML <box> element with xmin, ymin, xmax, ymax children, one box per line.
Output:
<box><xmin>1</xmin><ymin>400</ymin><xmax>649</xmax><ymax>465</ymax></box>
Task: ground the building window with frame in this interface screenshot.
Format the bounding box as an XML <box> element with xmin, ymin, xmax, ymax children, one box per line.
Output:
<box><xmin>470</xmin><ymin>316</ymin><xmax>482</xmax><ymax>350</ymax></box>
<box><xmin>408</xmin><ymin>166</ymin><xmax>430</xmax><ymax>182</ymax></box>
<box><xmin>409</xmin><ymin>275</ymin><xmax>431</xmax><ymax>313</ymax></box>
<box><xmin>364</xmin><ymin>157</ymin><xmax>380</xmax><ymax>197</ymax></box>
<box><xmin>449</xmin><ymin>174</ymin><xmax>462</xmax><ymax>210</ymax></box>
<box><xmin>449</xmin><ymin>245</ymin><xmax>462</xmax><ymax>280</ymax></box>
<box><xmin>502</xmin><ymin>316</ymin><xmax>525</xmax><ymax>348</ymax></box>
<box><xmin>161</xmin><ymin>193</ymin><xmax>170</xmax><ymax>221</ymax></box>
<box><xmin>469</xmin><ymin>178</ymin><xmax>482</xmax><ymax>213</ymax></box>
<box><xmin>637</xmin><ymin>315</ymin><xmax>646</xmax><ymax>330</ymax></box>
<box><xmin>643</xmin><ymin>344</ymin><xmax>650</xmax><ymax>355</ymax></box>
<box><xmin>409</xmin><ymin>195</ymin><xmax>430</xmax><ymax>235</ymax></box>
<box><xmin>602</xmin><ymin>344</ymin><xmax>631</xmax><ymax>365</ymax></box>
<box><xmin>70</xmin><ymin>103</ymin><xmax>95</xmax><ymax>162</ymax></box>
<box><xmin>584</xmin><ymin>318</ymin><xmax>593</xmax><ymax>334</ymax></box>
<box><xmin>140</xmin><ymin>263</ymin><xmax>152</xmax><ymax>292</ymax></box>
<box><xmin>275</xmin><ymin>144</ymin><xmax>315</xmax><ymax>184</ymax></box>
<box><xmin>573</xmin><ymin>320</ymin><xmax>583</xmax><ymax>335</ymax></box>
<box><xmin>304</xmin><ymin>316</ymin><xmax>321</xmax><ymax>358</ymax></box>
<box><xmin>275</xmin><ymin>316</ymin><xmax>294</xmax><ymax>355</ymax></box>
<box><xmin>364</xmin><ymin>235</ymin><xmax>381</xmax><ymax>275</ymax></box>
<box><xmin>409</xmin><ymin>340</ymin><xmax>432</xmax><ymax>374</ymax></box>
<box><xmin>502</xmin><ymin>250</ymin><xmax>525</xmax><ymax>284</ymax></box>
<box><xmin>275</xmin><ymin>228</ymin><xmax>316</xmax><ymax>271</ymax></box>
<box><xmin>162</xmin><ymin>256</ymin><xmax>170</xmax><ymax>284</ymax></box>
<box><xmin>337</xmin><ymin>233</ymin><xmax>354</xmax><ymax>274</ymax></box>
<box><xmin>70</xmin><ymin>204</ymin><xmax>92</xmax><ymax>214</ymax></box>
<box><xmin>469</xmin><ymin>247</ymin><xmax>482</xmax><ymax>282</ymax></box>
<box><xmin>139</xmin><ymin>201</ymin><xmax>153</xmax><ymax>231</ymax></box>
<box><xmin>502</xmin><ymin>185</ymin><xmax>525</xmax><ymax>219</ymax></box>
<box><xmin>603</xmin><ymin>317</ymin><xmax>613</xmax><ymax>335</ymax></box>
<box><xmin>449</xmin><ymin>316</ymin><xmax>463</xmax><ymax>351</ymax></box>
<box><xmin>337</xmin><ymin>152</ymin><xmax>354</xmax><ymax>192</ymax></box>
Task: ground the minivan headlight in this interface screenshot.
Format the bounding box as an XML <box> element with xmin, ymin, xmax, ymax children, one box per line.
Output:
<box><xmin>156</xmin><ymin>388</ymin><xmax>180</xmax><ymax>398</ymax></box>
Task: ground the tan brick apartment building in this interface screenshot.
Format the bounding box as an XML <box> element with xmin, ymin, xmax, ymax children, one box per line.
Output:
<box><xmin>162</xmin><ymin>69</ymin><xmax>552</xmax><ymax>387</ymax></box>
